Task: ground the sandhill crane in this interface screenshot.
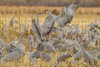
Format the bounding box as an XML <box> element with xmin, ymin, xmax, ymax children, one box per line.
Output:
<box><xmin>81</xmin><ymin>36</ymin><xmax>90</xmax><ymax>49</ymax></box>
<box><xmin>8</xmin><ymin>46</ymin><xmax>21</xmax><ymax>52</ymax></box>
<box><xmin>26</xmin><ymin>23</ymin><xmax>29</xmax><ymax>31</ymax></box>
<box><xmin>28</xmin><ymin>34</ymin><xmax>34</xmax><ymax>51</ymax></box>
<box><xmin>57</xmin><ymin>53</ymin><xmax>72</xmax><ymax>63</ymax></box>
<box><xmin>35</xmin><ymin>13</ymin><xmax>48</xmax><ymax>41</ymax></box>
<box><xmin>69</xmin><ymin>49</ymin><xmax>83</xmax><ymax>66</ymax></box>
<box><xmin>64</xmin><ymin>38</ymin><xmax>79</xmax><ymax>46</ymax></box>
<box><xmin>7</xmin><ymin>46</ymin><xmax>26</xmax><ymax>56</ymax></box>
<box><xmin>73</xmin><ymin>49</ymin><xmax>83</xmax><ymax>62</ymax></box>
<box><xmin>3</xmin><ymin>41</ymin><xmax>18</xmax><ymax>50</ymax></box>
<box><xmin>29</xmin><ymin>51</ymin><xmax>52</xmax><ymax>65</ymax></box>
<box><xmin>51</xmin><ymin>37</ymin><xmax>59</xmax><ymax>42</ymax></box>
<box><xmin>3</xmin><ymin>44</ymin><xmax>25</xmax><ymax>65</ymax></box>
<box><xmin>9</xmin><ymin>18</ymin><xmax>13</xmax><ymax>27</ymax></box>
<box><xmin>0</xmin><ymin>47</ymin><xmax>4</xmax><ymax>64</ymax></box>
<box><xmin>97</xmin><ymin>52</ymin><xmax>100</xmax><ymax>59</ymax></box>
<box><xmin>3</xmin><ymin>50</ymin><xmax>25</xmax><ymax>66</ymax></box>
<box><xmin>45</xmin><ymin>9</ymin><xmax>67</xmax><ymax>28</ymax></box>
<box><xmin>52</xmin><ymin>38</ymin><xmax>79</xmax><ymax>53</ymax></box>
<box><xmin>36</xmin><ymin>13</ymin><xmax>55</xmax><ymax>41</ymax></box>
<box><xmin>16</xmin><ymin>43</ymin><xmax>25</xmax><ymax>51</ymax></box>
<box><xmin>88</xmin><ymin>18</ymin><xmax>100</xmax><ymax>42</ymax></box>
<box><xmin>63</xmin><ymin>39</ymin><xmax>80</xmax><ymax>54</ymax></box>
<box><xmin>41</xmin><ymin>15</ymin><xmax>55</xmax><ymax>35</ymax></box>
<box><xmin>31</xmin><ymin>19</ymin><xmax>42</xmax><ymax>40</ymax></box>
<box><xmin>93</xmin><ymin>57</ymin><xmax>99</xmax><ymax>65</ymax></box>
<box><xmin>37</xmin><ymin>42</ymin><xmax>56</xmax><ymax>53</ymax></box>
<box><xmin>0</xmin><ymin>38</ymin><xmax>5</xmax><ymax>47</ymax></box>
<box><xmin>97</xmin><ymin>54</ymin><xmax>100</xmax><ymax>64</ymax></box>
<box><xmin>81</xmin><ymin>45</ymin><xmax>94</xmax><ymax>65</ymax></box>
<box><xmin>41</xmin><ymin>40</ymin><xmax>53</xmax><ymax>45</ymax></box>
<box><xmin>46</xmin><ymin>0</ymin><xmax>79</xmax><ymax>28</ymax></box>
<box><xmin>36</xmin><ymin>13</ymin><xmax>55</xmax><ymax>35</ymax></box>
<box><xmin>66</xmin><ymin>44</ymin><xmax>80</xmax><ymax>54</ymax></box>
<box><xmin>9</xmin><ymin>17</ymin><xmax>18</xmax><ymax>27</ymax></box>
<box><xmin>54</xmin><ymin>54</ymin><xmax>72</xmax><ymax>67</ymax></box>
<box><xmin>20</xmin><ymin>23</ymin><xmax>25</xmax><ymax>36</ymax></box>
<box><xmin>53</xmin><ymin>43</ymin><xmax>65</xmax><ymax>52</ymax></box>
<box><xmin>36</xmin><ymin>13</ymin><xmax>42</xmax><ymax>36</ymax></box>
<box><xmin>70</xmin><ymin>48</ymin><xmax>98</xmax><ymax>66</ymax></box>
<box><xmin>7</xmin><ymin>43</ymin><xmax>25</xmax><ymax>54</ymax></box>
<box><xmin>31</xmin><ymin>13</ymin><xmax>55</xmax><ymax>41</ymax></box>
<box><xmin>3</xmin><ymin>52</ymin><xmax>20</xmax><ymax>65</ymax></box>
<box><xmin>7</xmin><ymin>43</ymin><xmax>26</xmax><ymax>55</ymax></box>
<box><xmin>34</xmin><ymin>33</ymin><xmax>42</xmax><ymax>45</ymax></box>
<box><xmin>20</xmin><ymin>36</ymin><xmax>25</xmax><ymax>44</ymax></box>
<box><xmin>89</xmin><ymin>49</ymin><xmax>99</xmax><ymax>57</ymax></box>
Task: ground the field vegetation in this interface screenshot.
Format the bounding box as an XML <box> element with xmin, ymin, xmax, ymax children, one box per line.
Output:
<box><xmin>0</xmin><ymin>6</ymin><xmax>100</xmax><ymax>67</ymax></box>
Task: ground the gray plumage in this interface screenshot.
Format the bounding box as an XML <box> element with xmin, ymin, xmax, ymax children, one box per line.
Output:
<box><xmin>73</xmin><ymin>49</ymin><xmax>83</xmax><ymax>62</ymax></box>
<box><xmin>28</xmin><ymin>34</ymin><xmax>34</xmax><ymax>51</ymax></box>
<box><xmin>3</xmin><ymin>41</ymin><xmax>18</xmax><ymax>50</ymax></box>
<box><xmin>31</xmin><ymin>19</ymin><xmax>41</xmax><ymax>40</ymax></box>
<box><xmin>41</xmin><ymin>15</ymin><xmax>55</xmax><ymax>34</ymax></box>
<box><xmin>93</xmin><ymin>57</ymin><xmax>99</xmax><ymax>65</ymax></box>
<box><xmin>29</xmin><ymin>51</ymin><xmax>52</xmax><ymax>65</ymax></box>
<box><xmin>0</xmin><ymin>38</ymin><xmax>5</xmax><ymax>47</ymax></box>
<box><xmin>53</xmin><ymin>43</ymin><xmax>65</xmax><ymax>52</ymax></box>
<box><xmin>36</xmin><ymin>13</ymin><xmax>55</xmax><ymax>35</ymax></box>
<box><xmin>29</xmin><ymin>51</ymin><xmax>52</xmax><ymax>61</ymax></box>
<box><xmin>16</xmin><ymin>43</ymin><xmax>25</xmax><ymax>51</ymax></box>
<box><xmin>97</xmin><ymin>52</ymin><xmax>100</xmax><ymax>59</ymax></box>
<box><xmin>46</xmin><ymin>1</ymin><xmax>79</xmax><ymax>28</ymax></box>
<box><xmin>20</xmin><ymin>36</ymin><xmax>25</xmax><ymax>44</ymax></box>
<box><xmin>7</xmin><ymin>46</ymin><xmax>21</xmax><ymax>52</ymax></box>
<box><xmin>54</xmin><ymin>53</ymin><xmax>72</xmax><ymax>67</ymax></box>
<box><xmin>0</xmin><ymin>47</ymin><xmax>4</xmax><ymax>64</ymax></box>
<box><xmin>37</xmin><ymin>43</ymin><xmax>56</xmax><ymax>53</ymax></box>
<box><xmin>57</xmin><ymin>54</ymin><xmax>72</xmax><ymax>63</ymax></box>
<box><xmin>81</xmin><ymin>46</ymin><xmax>94</xmax><ymax>65</ymax></box>
<box><xmin>3</xmin><ymin>46</ymin><xmax>25</xmax><ymax>65</ymax></box>
<box><xmin>3</xmin><ymin>52</ymin><xmax>21</xmax><ymax>65</ymax></box>
<box><xmin>9</xmin><ymin>18</ymin><xmax>13</xmax><ymax>27</ymax></box>
<box><xmin>7</xmin><ymin>46</ymin><xmax>25</xmax><ymax>57</ymax></box>
<box><xmin>64</xmin><ymin>42</ymin><xmax>80</xmax><ymax>54</ymax></box>
<box><xmin>36</xmin><ymin>13</ymin><xmax>42</xmax><ymax>37</ymax></box>
<box><xmin>89</xmin><ymin>49</ymin><xmax>99</xmax><ymax>57</ymax></box>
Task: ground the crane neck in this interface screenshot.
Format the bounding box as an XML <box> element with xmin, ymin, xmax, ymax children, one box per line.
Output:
<box><xmin>37</xmin><ymin>15</ymin><xmax>39</xmax><ymax>23</ymax></box>
<box><xmin>47</xmin><ymin>11</ymin><xmax>52</xmax><ymax>16</ymax></box>
<box><xmin>81</xmin><ymin>45</ymin><xmax>87</xmax><ymax>54</ymax></box>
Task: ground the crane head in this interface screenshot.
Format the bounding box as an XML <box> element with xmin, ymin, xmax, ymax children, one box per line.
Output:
<box><xmin>44</xmin><ymin>10</ymin><xmax>49</xmax><ymax>13</ymax></box>
<box><xmin>37</xmin><ymin>13</ymin><xmax>41</xmax><ymax>16</ymax></box>
<box><xmin>70</xmin><ymin>0</ymin><xmax>81</xmax><ymax>11</ymax></box>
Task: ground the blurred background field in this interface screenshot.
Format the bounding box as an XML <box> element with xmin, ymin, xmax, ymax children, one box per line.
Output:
<box><xmin>0</xmin><ymin>0</ymin><xmax>100</xmax><ymax>7</ymax></box>
<box><xmin>0</xmin><ymin>6</ymin><xmax>100</xmax><ymax>30</ymax></box>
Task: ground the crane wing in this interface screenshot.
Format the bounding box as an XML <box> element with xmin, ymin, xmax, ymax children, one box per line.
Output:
<box><xmin>42</xmin><ymin>15</ymin><xmax>55</xmax><ymax>34</ymax></box>
<box><xmin>31</xmin><ymin>19</ymin><xmax>42</xmax><ymax>39</ymax></box>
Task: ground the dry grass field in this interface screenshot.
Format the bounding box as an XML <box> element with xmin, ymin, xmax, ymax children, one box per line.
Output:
<box><xmin>0</xmin><ymin>6</ymin><xmax>100</xmax><ymax>67</ymax></box>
